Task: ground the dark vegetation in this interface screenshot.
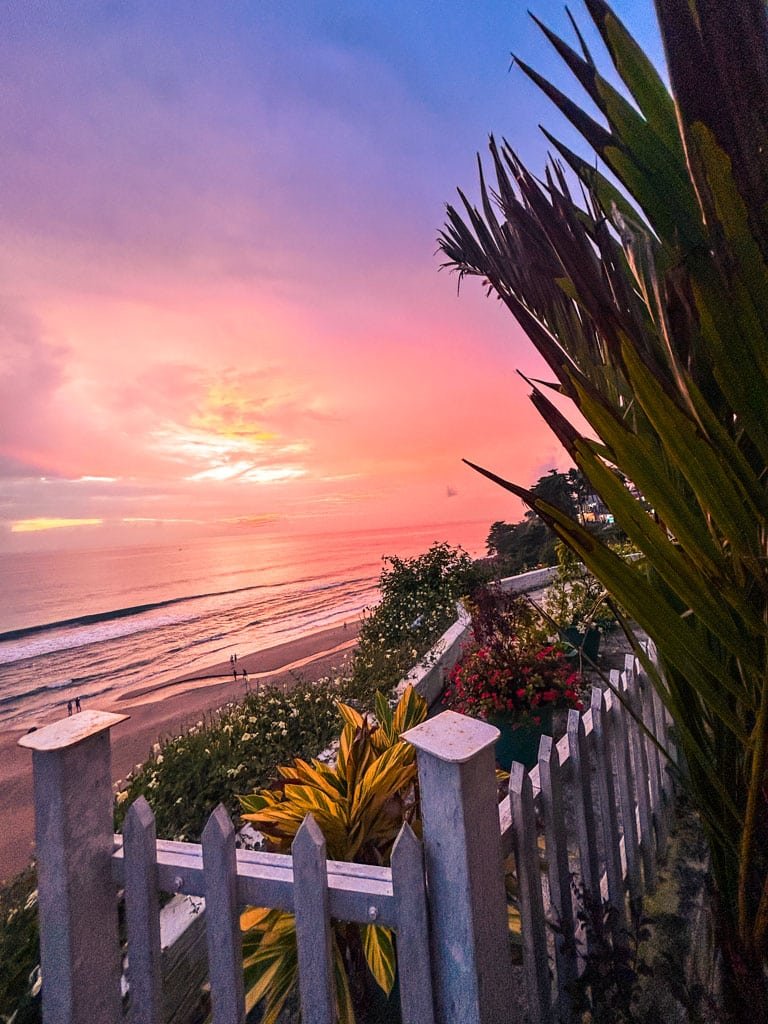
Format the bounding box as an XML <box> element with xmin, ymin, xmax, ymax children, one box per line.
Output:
<box><xmin>0</xmin><ymin>866</ymin><xmax>40</xmax><ymax>1024</ymax></box>
<box><xmin>487</xmin><ymin>469</ymin><xmax>622</xmax><ymax>574</ymax></box>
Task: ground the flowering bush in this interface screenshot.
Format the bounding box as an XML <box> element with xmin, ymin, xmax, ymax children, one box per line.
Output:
<box><xmin>443</xmin><ymin>585</ymin><xmax>584</xmax><ymax>724</ymax></box>
<box><xmin>114</xmin><ymin>679</ymin><xmax>345</xmax><ymax>841</ymax></box>
<box><xmin>347</xmin><ymin>542</ymin><xmax>484</xmax><ymax>703</ymax></box>
<box><xmin>443</xmin><ymin>641</ymin><xmax>583</xmax><ymax>724</ymax></box>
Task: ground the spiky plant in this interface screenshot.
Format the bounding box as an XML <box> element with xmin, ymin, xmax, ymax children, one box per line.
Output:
<box><xmin>238</xmin><ymin>686</ymin><xmax>427</xmax><ymax>1022</ymax></box>
<box><xmin>439</xmin><ymin>0</ymin><xmax>768</xmax><ymax>1012</ymax></box>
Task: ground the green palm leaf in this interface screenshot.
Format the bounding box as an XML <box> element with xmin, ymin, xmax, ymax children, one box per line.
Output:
<box><xmin>440</xmin><ymin>6</ymin><xmax>768</xmax><ymax>996</ymax></box>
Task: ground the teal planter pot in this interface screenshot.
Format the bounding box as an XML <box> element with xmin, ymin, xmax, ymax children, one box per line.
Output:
<box><xmin>563</xmin><ymin>626</ymin><xmax>601</xmax><ymax>664</ymax></box>
<box><xmin>488</xmin><ymin>708</ymin><xmax>553</xmax><ymax>770</ymax></box>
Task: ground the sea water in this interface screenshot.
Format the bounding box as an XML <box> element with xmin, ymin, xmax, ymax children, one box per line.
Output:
<box><xmin>0</xmin><ymin>522</ymin><xmax>486</xmax><ymax>728</ymax></box>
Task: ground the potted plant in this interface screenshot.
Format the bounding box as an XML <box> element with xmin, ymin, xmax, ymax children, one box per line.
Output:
<box><xmin>443</xmin><ymin>587</ymin><xmax>584</xmax><ymax>768</ymax></box>
<box><xmin>542</xmin><ymin>545</ymin><xmax>615</xmax><ymax>667</ymax></box>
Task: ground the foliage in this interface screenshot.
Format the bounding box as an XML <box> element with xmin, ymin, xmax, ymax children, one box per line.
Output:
<box><xmin>347</xmin><ymin>542</ymin><xmax>483</xmax><ymax>703</ymax></box>
<box><xmin>444</xmin><ymin>641</ymin><xmax>582</xmax><ymax>723</ymax></box>
<box><xmin>238</xmin><ymin>686</ymin><xmax>427</xmax><ymax>1023</ymax></box>
<box><xmin>488</xmin><ymin>470</ymin><xmax>623</xmax><ymax>574</ymax></box>
<box><xmin>469</xmin><ymin>583</ymin><xmax>549</xmax><ymax>652</ymax></box>
<box><xmin>0</xmin><ymin>866</ymin><xmax>40</xmax><ymax>1024</ymax></box>
<box><xmin>542</xmin><ymin>542</ymin><xmax>615</xmax><ymax>634</ymax></box>
<box><xmin>440</xmin><ymin>0</ymin><xmax>768</xmax><ymax>1005</ymax></box>
<box><xmin>115</xmin><ymin>679</ymin><xmax>345</xmax><ymax>841</ymax></box>
<box><xmin>487</xmin><ymin>470</ymin><xmax>581</xmax><ymax>570</ymax></box>
<box><xmin>443</xmin><ymin>586</ymin><xmax>583</xmax><ymax>721</ymax></box>
<box><xmin>566</xmin><ymin>887</ymin><xmax>652</xmax><ymax>1024</ymax></box>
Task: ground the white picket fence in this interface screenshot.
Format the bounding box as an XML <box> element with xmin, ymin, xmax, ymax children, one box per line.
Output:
<box><xmin>21</xmin><ymin>605</ymin><xmax>675</xmax><ymax>1024</ymax></box>
<box><xmin>496</xmin><ymin>652</ymin><xmax>676</xmax><ymax>1023</ymax></box>
<box><xmin>113</xmin><ymin>803</ymin><xmax>434</xmax><ymax>1024</ymax></box>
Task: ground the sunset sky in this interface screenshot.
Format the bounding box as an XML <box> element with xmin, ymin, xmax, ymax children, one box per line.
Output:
<box><xmin>0</xmin><ymin>1</ymin><xmax>662</xmax><ymax>551</ymax></box>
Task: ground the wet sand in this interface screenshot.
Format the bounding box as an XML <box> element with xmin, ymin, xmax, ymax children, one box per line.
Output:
<box><xmin>0</xmin><ymin>622</ymin><xmax>359</xmax><ymax>885</ymax></box>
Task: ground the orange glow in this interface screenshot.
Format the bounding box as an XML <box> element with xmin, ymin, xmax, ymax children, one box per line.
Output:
<box><xmin>11</xmin><ymin>518</ymin><xmax>103</xmax><ymax>533</ymax></box>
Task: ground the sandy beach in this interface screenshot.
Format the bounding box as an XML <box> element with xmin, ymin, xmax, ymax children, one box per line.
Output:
<box><xmin>0</xmin><ymin>622</ymin><xmax>359</xmax><ymax>885</ymax></box>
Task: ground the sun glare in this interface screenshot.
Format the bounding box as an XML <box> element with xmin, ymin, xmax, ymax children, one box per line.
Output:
<box><xmin>10</xmin><ymin>518</ymin><xmax>103</xmax><ymax>533</ymax></box>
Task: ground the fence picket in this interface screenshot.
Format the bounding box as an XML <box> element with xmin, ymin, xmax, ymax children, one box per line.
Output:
<box><xmin>637</xmin><ymin>668</ymin><xmax>667</xmax><ymax>856</ymax></box>
<box><xmin>609</xmin><ymin>671</ymin><xmax>642</xmax><ymax>908</ymax></box>
<box><xmin>201</xmin><ymin>805</ymin><xmax>244</xmax><ymax>1024</ymax></box>
<box><xmin>124</xmin><ymin>797</ymin><xmax>163</xmax><ymax>1024</ymax></box>
<box><xmin>391</xmin><ymin>823</ymin><xmax>436</xmax><ymax>1024</ymax></box>
<box><xmin>623</xmin><ymin>668</ymin><xmax>657</xmax><ymax>892</ymax></box>
<box><xmin>650</xmin><ymin>678</ymin><xmax>674</xmax><ymax>821</ymax></box>
<box><xmin>538</xmin><ymin>734</ymin><xmax>576</xmax><ymax>1017</ymax></box>
<box><xmin>590</xmin><ymin>688</ymin><xmax>628</xmax><ymax>937</ymax></box>
<box><xmin>566</xmin><ymin>708</ymin><xmax>601</xmax><ymax>962</ymax></box>
<box><xmin>292</xmin><ymin>815</ymin><xmax>336</xmax><ymax>1024</ymax></box>
<box><xmin>509</xmin><ymin>762</ymin><xmax>553</xmax><ymax>1024</ymax></box>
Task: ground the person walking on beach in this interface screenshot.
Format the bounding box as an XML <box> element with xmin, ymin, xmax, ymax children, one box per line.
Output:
<box><xmin>74</xmin><ymin>696</ymin><xmax>82</xmax><ymax>713</ymax></box>
<box><xmin>67</xmin><ymin>700</ymin><xmax>73</xmax><ymax>716</ymax></box>
<box><xmin>242</xmin><ymin>668</ymin><xmax>249</xmax><ymax>690</ymax></box>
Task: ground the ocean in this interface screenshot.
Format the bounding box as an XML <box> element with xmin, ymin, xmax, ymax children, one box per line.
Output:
<box><xmin>0</xmin><ymin>521</ymin><xmax>487</xmax><ymax>729</ymax></box>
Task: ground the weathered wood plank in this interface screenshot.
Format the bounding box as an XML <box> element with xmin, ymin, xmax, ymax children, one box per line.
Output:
<box><xmin>590</xmin><ymin>688</ymin><xmax>628</xmax><ymax>937</ymax></box>
<box><xmin>650</xmin><ymin>677</ymin><xmax>675</xmax><ymax>825</ymax></box>
<box><xmin>292</xmin><ymin>815</ymin><xmax>336</xmax><ymax>1024</ymax></box>
<box><xmin>112</xmin><ymin>838</ymin><xmax>398</xmax><ymax>926</ymax></box>
<box><xmin>201</xmin><ymin>806</ymin><xmax>244</xmax><ymax>1024</ymax></box>
<box><xmin>638</xmin><ymin>669</ymin><xmax>668</xmax><ymax>856</ymax></box>
<box><xmin>609</xmin><ymin>671</ymin><xmax>642</xmax><ymax>908</ymax></box>
<box><xmin>622</xmin><ymin>667</ymin><xmax>657</xmax><ymax>893</ymax></box>
<box><xmin>509</xmin><ymin>762</ymin><xmax>553</xmax><ymax>1024</ymax></box>
<box><xmin>391</xmin><ymin>823</ymin><xmax>436</xmax><ymax>1024</ymax></box>
<box><xmin>124</xmin><ymin>797</ymin><xmax>163</xmax><ymax>1024</ymax></box>
<box><xmin>538</xmin><ymin>734</ymin><xmax>576</xmax><ymax>1018</ymax></box>
<box><xmin>158</xmin><ymin>900</ymin><xmax>207</xmax><ymax>1024</ymax></box>
<box><xmin>566</xmin><ymin>708</ymin><xmax>601</xmax><ymax>960</ymax></box>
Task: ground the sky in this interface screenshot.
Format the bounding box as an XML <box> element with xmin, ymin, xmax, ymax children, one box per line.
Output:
<box><xmin>0</xmin><ymin>1</ymin><xmax>663</xmax><ymax>551</ymax></box>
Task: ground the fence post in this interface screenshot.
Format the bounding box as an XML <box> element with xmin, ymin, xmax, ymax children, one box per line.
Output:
<box><xmin>403</xmin><ymin>710</ymin><xmax>514</xmax><ymax>1024</ymax></box>
<box><xmin>18</xmin><ymin>709</ymin><xmax>128</xmax><ymax>1024</ymax></box>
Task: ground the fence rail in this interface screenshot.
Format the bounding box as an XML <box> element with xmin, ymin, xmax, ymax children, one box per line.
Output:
<box><xmin>22</xmin><ymin>584</ymin><xmax>676</xmax><ymax>1024</ymax></box>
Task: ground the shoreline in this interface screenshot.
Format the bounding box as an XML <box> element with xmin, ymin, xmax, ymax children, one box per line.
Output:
<box><xmin>0</xmin><ymin>621</ymin><xmax>359</xmax><ymax>885</ymax></box>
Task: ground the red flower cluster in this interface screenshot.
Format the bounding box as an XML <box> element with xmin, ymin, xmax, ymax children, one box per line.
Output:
<box><xmin>443</xmin><ymin>641</ymin><xmax>584</xmax><ymax>723</ymax></box>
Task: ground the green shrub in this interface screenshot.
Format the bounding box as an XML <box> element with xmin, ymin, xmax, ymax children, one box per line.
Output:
<box><xmin>347</xmin><ymin>542</ymin><xmax>483</xmax><ymax>702</ymax></box>
<box><xmin>115</xmin><ymin>679</ymin><xmax>345</xmax><ymax>841</ymax></box>
<box><xmin>0</xmin><ymin>865</ymin><xmax>40</xmax><ymax>1024</ymax></box>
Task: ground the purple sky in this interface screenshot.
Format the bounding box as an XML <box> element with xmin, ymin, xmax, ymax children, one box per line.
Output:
<box><xmin>0</xmin><ymin>1</ymin><xmax>663</xmax><ymax>549</ymax></box>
